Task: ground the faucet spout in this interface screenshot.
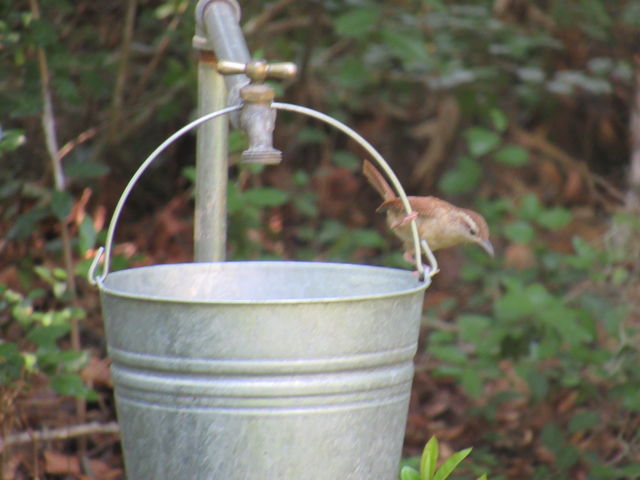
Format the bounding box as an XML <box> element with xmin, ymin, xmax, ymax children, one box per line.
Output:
<box><xmin>217</xmin><ymin>59</ymin><xmax>298</xmax><ymax>165</ymax></box>
<box><xmin>240</xmin><ymin>84</ymin><xmax>281</xmax><ymax>164</ymax></box>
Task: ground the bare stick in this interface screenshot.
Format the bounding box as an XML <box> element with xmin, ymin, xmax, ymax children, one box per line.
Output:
<box><xmin>29</xmin><ymin>0</ymin><xmax>86</xmax><ymax>461</ymax></box>
<box><xmin>0</xmin><ymin>422</ymin><xmax>120</xmax><ymax>453</ymax></box>
<box><xmin>57</xmin><ymin>126</ymin><xmax>99</xmax><ymax>161</ymax></box>
<box><xmin>108</xmin><ymin>0</ymin><xmax>138</xmax><ymax>141</ymax></box>
<box><xmin>131</xmin><ymin>0</ymin><xmax>188</xmax><ymax>100</ymax></box>
<box><xmin>243</xmin><ymin>0</ymin><xmax>297</xmax><ymax>35</ymax></box>
<box><xmin>627</xmin><ymin>55</ymin><xmax>640</xmax><ymax>209</ymax></box>
<box><xmin>512</xmin><ymin>126</ymin><xmax>625</xmax><ymax>206</ymax></box>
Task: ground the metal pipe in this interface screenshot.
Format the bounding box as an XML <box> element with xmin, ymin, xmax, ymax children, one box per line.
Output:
<box><xmin>195</xmin><ymin>0</ymin><xmax>251</xmax><ymax>108</ymax></box>
<box><xmin>194</xmin><ymin>51</ymin><xmax>228</xmax><ymax>262</ymax></box>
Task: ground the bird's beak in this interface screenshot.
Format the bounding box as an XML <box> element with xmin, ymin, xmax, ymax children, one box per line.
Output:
<box><xmin>479</xmin><ymin>239</ymin><xmax>494</xmax><ymax>257</ymax></box>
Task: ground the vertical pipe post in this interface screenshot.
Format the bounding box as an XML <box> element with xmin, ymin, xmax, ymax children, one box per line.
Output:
<box><xmin>194</xmin><ymin>51</ymin><xmax>228</xmax><ymax>261</ymax></box>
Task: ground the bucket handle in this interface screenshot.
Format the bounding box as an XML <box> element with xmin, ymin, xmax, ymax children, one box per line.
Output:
<box><xmin>89</xmin><ymin>103</ymin><xmax>437</xmax><ymax>285</ymax></box>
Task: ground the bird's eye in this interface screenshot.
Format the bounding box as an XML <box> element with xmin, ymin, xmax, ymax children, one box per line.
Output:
<box><xmin>469</xmin><ymin>228</ymin><xmax>477</xmax><ymax>236</ymax></box>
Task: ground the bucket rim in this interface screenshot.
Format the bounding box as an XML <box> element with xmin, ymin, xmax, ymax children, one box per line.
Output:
<box><xmin>97</xmin><ymin>260</ymin><xmax>429</xmax><ymax>305</ymax></box>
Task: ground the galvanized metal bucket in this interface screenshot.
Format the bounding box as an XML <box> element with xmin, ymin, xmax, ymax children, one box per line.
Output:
<box><xmin>90</xmin><ymin>105</ymin><xmax>432</xmax><ymax>480</ymax></box>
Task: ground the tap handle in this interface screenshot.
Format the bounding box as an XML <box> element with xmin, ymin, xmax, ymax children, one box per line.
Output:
<box><xmin>217</xmin><ymin>59</ymin><xmax>297</xmax><ymax>83</ymax></box>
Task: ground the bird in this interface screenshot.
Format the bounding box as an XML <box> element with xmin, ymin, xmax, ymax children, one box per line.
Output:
<box><xmin>362</xmin><ymin>160</ymin><xmax>494</xmax><ymax>264</ymax></box>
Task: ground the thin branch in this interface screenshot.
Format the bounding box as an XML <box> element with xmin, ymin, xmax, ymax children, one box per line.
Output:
<box><xmin>627</xmin><ymin>55</ymin><xmax>640</xmax><ymax>209</ymax></box>
<box><xmin>29</xmin><ymin>0</ymin><xmax>79</xmax><ymax>327</ymax></box>
<box><xmin>131</xmin><ymin>0</ymin><xmax>188</xmax><ymax>100</ymax></box>
<box><xmin>57</xmin><ymin>126</ymin><xmax>98</xmax><ymax>162</ymax></box>
<box><xmin>243</xmin><ymin>0</ymin><xmax>297</xmax><ymax>36</ymax></box>
<box><xmin>512</xmin><ymin>126</ymin><xmax>625</xmax><ymax>207</ymax></box>
<box><xmin>30</xmin><ymin>0</ymin><xmax>63</xmax><ymax>191</ymax></box>
<box><xmin>0</xmin><ymin>422</ymin><xmax>120</xmax><ymax>453</ymax></box>
<box><xmin>29</xmin><ymin>0</ymin><xmax>86</xmax><ymax>462</ymax></box>
<box><xmin>107</xmin><ymin>0</ymin><xmax>138</xmax><ymax>141</ymax></box>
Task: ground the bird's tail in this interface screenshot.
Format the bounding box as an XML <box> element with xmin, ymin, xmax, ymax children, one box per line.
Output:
<box><xmin>362</xmin><ymin>160</ymin><xmax>396</xmax><ymax>203</ymax></box>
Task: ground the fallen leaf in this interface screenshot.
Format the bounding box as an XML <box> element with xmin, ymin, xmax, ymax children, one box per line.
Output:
<box><xmin>90</xmin><ymin>458</ymin><xmax>124</xmax><ymax>480</ymax></box>
<box><xmin>45</xmin><ymin>450</ymin><xmax>81</xmax><ymax>475</ymax></box>
<box><xmin>504</xmin><ymin>243</ymin><xmax>536</xmax><ymax>270</ymax></box>
<box><xmin>80</xmin><ymin>356</ymin><xmax>112</xmax><ymax>388</ymax></box>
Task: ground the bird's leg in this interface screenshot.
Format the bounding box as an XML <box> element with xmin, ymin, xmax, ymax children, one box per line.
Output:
<box><xmin>421</xmin><ymin>239</ymin><xmax>440</xmax><ymax>277</ymax></box>
<box><xmin>390</xmin><ymin>210</ymin><xmax>418</xmax><ymax>229</ymax></box>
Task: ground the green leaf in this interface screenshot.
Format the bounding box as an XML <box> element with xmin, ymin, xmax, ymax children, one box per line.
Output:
<box><xmin>78</xmin><ymin>216</ymin><xmax>97</xmax><ymax>254</ymax></box>
<box><xmin>182</xmin><ymin>165</ymin><xmax>196</xmax><ymax>183</ymax></box>
<box><xmin>293</xmin><ymin>192</ymin><xmax>318</xmax><ymax>217</ymax></box>
<box><xmin>433</xmin><ymin>447</ymin><xmax>473</xmax><ymax>480</ymax></box>
<box><xmin>27</xmin><ymin>324</ymin><xmax>70</xmax><ymax>348</ymax></box>
<box><xmin>461</xmin><ymin>367</ymin><xmax>483</xmax><ymax>399</ymax></box>
<box><xmin>518</xmin><ymin>193</ymin><xmax>542</xmax><ymax>220</ymax></box>
<box><xmin>243</xmin><ymin>187</ymin><xmax>289</xmax><ymax>207</ymax></box>
<box><xmin>0</xmin><ymin>129</ymin><xmax>26</xmax><ymax>154</ymax></box>
<box><xmin>400</xmin><ymin>466</ymin><xmax>421</xmax><ymax>480</ymax></box>
<box><xmin>0</xmin><ymin>342</ymin><xmax>24</xmax><ymax>384</ymax></box>
<box><xmin>334</xmin><ymin>151</ymin><xmax>359</xmax><ymax>170</ymax></box>
<box><xmin>51</xmin><ymin>373</ymin><xmax>97</xmax><ymax>400</ymax></box>
<box><xmin>494</xmin><ymin>285</ymin><xmax>534</xmax><ymax>321</ymax></box>
<box><xmin>64</xmin><ymin>160</ymin><xmax>109</xmax><ymax>180</ymax></box>
<box><xmin>540</xmin><ymin>422</ymin><xmax>565</xmax><ymax>454</ymax></box>
<box><xmin>334</xmin><ymin>7</ymin><xmax>380</xmax><ymax>39</ymax></box>
<box><xmin>421</xmin><ymin>436</ymin><xmax>439</xmax><ymax>480</ymax></box>
<box><xmin>29</xmin><ymin>18</ymin><xmax>57</xmax><ymax>47</ymax></box>
<box><xmin>40</xmin><ymin>349</ymin><xmax>88</xmax><ymax>373</ymax></box>
<box><xmin>476</xmin><ymin>475</ymin><xmax>488</xmax><ymax>480</ymax></box>
<box><xmin>523</xmin><ymin>367</ymin><xmax>549</xmax><ymax>402</ymax></box>
<box><xmin>350</xmin><ymin>229</ymin><xmax>385</xmax><ymax>248</ymax></box>
<box><xmin>8</xmin><ymin>208</ymin><xmax>48</xmax><ymax>240</ymax></box>
<box><xmin>537</xmin><ymin>207</ymin><xmax>572</xmax><ymax>230</ymax></box>
<box><xmin>297</xmin><ymin>127</ymin><xmax>326</xmax><ymax>144</ymax></box>
<box><xmin>337</xmin><ymin>57</ymin><xmax>371</xmax><ymax>89</ymax></box>
<box><xmin>458</xmin><ymin>314</ymin><xmax>491</xmax><ymax>342</ymax></box>
<box><xmin>568</xmin><ymin>410</ymin><xmax>599</xmax><ymax>433</ymax></box>
<box><xmin>439</xmin><ymin>156</ymin><xmax>482</xmax><ymax>195</ymax></box>
<box><xmin>494</xmin><ymin>145</ymin><xmax>529</xmax><ymax>166</ymax></box>
<box><xmin>381</xmin><ymin>28</ymin><xmax>430</xmax><ymax>66</ymax></box>
<box><xmin>430</xmin><ymin>345</ymin><xmax>467</xmax><ymax>364</ymax></box>
<box><xmin>503</xmin><ymin>221</ymin><xmax>535</xmax><ymax>244</ymax></box>
<box><xmin>569</xmin><ymin>236</ymin><xmax>600</xmax><ymax>266</ymax></box>
<box><xmin>489</xmin><ymin>108</ymin><xmax>508</xmax><ymax>132</ymax></box>
<box><xmin>464</xmin><ymin>127</ymin><xmax>501</xmax><ymax>157</ymax></box>
<box><xmin>50</xmin><ymin>190</ymin><xmax>73</xmax><ymax>221</ymax></box>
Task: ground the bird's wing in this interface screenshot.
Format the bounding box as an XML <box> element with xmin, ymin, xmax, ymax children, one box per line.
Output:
<box><xmin>377</xmin><ymin>196</ymin><xmax>452</xmax><ymax>217</ymax></box>
<box><xmin>362</xmin><ymin>160</ymin><xmax>396</xmax><ymax>202</ymax></box>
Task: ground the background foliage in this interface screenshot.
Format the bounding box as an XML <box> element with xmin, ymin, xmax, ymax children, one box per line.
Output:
<box><xmin>1</xmin><ymin>0</ymin><xmax>639</xmax><ymax>478</ymax></box>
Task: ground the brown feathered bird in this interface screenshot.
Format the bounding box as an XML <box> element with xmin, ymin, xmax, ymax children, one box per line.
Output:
<box><xmin>363</xmin><ymin>160</ymin><xmax>494</xmax><ymax>262</ymax></box>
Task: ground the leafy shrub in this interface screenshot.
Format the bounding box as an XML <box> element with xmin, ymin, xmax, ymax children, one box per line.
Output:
<box><xmin>0</xmin><ymin>269</ymin><xmax>96</xmax><ymax>400</ymax></box>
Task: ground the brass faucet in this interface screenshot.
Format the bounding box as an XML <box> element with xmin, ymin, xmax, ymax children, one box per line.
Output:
<box><xmin>217</xmin><ymin>59</ymin><xmax>297</xmax><ymax>164</ymax></box>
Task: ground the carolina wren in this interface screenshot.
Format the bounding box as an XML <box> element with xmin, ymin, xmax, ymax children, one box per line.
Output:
<box><xmin>363</xmin><ymin>160</ymin><xmax>494</xmax><ymax>261</ymax></box>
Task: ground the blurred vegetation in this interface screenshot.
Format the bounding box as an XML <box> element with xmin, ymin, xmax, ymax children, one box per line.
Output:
<box><xmin>1</xmin><ymin>0</ymin><xmax>639</xmax><ymax>478</ymax></box>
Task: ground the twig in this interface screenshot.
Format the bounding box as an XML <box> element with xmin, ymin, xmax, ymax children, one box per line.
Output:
<box><xmin>108</xmin><ymin>80</ymin><xmax>187</xmax><ymax>144</ymax></box>
<box><xmin>56</xmin><ymin>126</ymin><xmax>98</xmax><ymax>161</ymax></box>
<box><xmin>0</xmin><ymin>422</ymin><xmax>120</xmax><ymax>453</ymax></box>
<box><xmin>29</xmin><ymin>0</ymin><xmax>79</xmax><ymax>340</ymax></box>
<box><xmin>29</xmin><ymin>0</ymin><xmax>86</xmax><ymax>461</ymax></box>
<box><xmin>107</xmin><ymin>0</ymin><xmax>138</xmax><ymax>141</ymax></box>
<box><xmin>131</xmin><ymin>0</ymin><xmax>188</xmax><ymax>100</ymax></box>
<box><xmin>243</xmin><ymin>0</ymin><xmax>297</xmax><ymax>36</ymax></box>
<box><xmin>512</xmin><ymin>126</ymin><xmax>625</xmax><ymax>206</ymax></box>
<box><xmin>627</xmin><ymin>55</ymin><xmax>640</xmax><ymax>209</ymax></box>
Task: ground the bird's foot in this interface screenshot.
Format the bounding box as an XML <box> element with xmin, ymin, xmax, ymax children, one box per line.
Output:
<box><xmin>403</xmin><ymin>250</ymin><xmax>415</xmax><ymax>263</ymax></box>
<box><xmin>391</xmin><ymin>211</ymin><xmax>418</xmax><ymax>229</ymax></box>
